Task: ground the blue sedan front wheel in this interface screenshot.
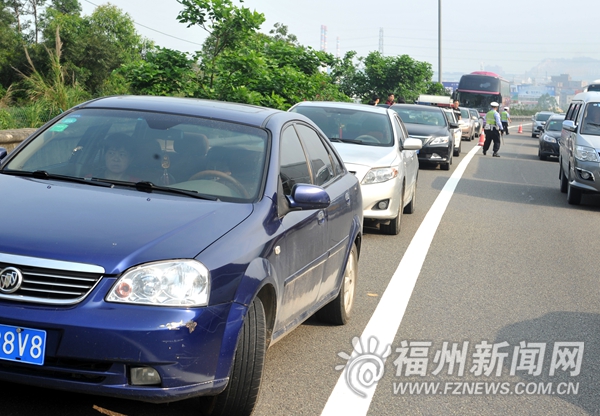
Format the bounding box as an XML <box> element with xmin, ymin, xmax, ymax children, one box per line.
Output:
<box><xmin>201</xmin><ymin>297</ymin><xmax>266</xmax><ymax>416</ymax></box>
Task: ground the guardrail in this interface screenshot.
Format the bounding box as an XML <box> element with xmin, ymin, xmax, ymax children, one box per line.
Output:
<box><xmin>0</xmin><ymin>129</ymin><xmax>37</xmax><ymax>152</ymax></box>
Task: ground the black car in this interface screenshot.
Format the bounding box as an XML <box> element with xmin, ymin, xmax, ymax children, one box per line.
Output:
<box><xmin>538</xmin><ymin>114</ymin><xmax>565</xmax><ymax>160</ymax></box>
<box><xmin>390</xmin><ymin>104</ymin><xmax>455</xmax><ymax>170</ymax></box>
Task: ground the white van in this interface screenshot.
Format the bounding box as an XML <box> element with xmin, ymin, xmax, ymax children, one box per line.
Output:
<box><xmin>415</xmin><ymin>95</ymin><xmax>453</xmax><ymax>107</ymax></box>
<box><xmin>559</xmin><ymin>91</ymin><xmax>600</xmax><ymax>204</ymax></box>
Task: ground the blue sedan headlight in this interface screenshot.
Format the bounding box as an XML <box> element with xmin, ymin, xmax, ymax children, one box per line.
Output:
<box><xmin>106</xmin><ymin>260</ymin><xmax>210</xmax><ymax>306</ymax></box>
<box><xmin>542</xmin><ymin>134</ymin><xmax>557</xmax><ymax>143</ymax></box>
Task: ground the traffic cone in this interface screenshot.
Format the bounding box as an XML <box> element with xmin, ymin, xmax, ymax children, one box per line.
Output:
<box><xmin>518</xmin><ymin>124</ymin><xmax>523</xmax><ymax>134</ymax></box>
<box><xmin>478</xmin><ymin>130</ymin><xmax>485</xmax><ymax>146</ymax></box>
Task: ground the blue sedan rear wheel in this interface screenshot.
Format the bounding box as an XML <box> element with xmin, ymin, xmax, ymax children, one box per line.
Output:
<box><xmin>316</xmin><ymin>243</ymin><xmax>358</xmax><ymax>325</ymax></box>
<box><xmin>202</xmin><ymin>297</ymin><xmax>266</xmax><ymax>415</ymax></box>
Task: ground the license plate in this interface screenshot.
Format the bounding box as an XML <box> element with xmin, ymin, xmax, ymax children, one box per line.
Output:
<box><xmin>0</xmin><ymin>324</ymin><xmax>46</xmax><ymax>365</ymax></box>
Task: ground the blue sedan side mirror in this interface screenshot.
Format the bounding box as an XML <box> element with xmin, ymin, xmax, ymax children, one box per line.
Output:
<box><xmin>287</xmin><ymin>184</ymin><xmax>331</xmax><ymax>210</ymax></box>
<box><xmin>0</xmin><ymin>147</ymin><xmax>7</xmax><ymax>162</ymax></box>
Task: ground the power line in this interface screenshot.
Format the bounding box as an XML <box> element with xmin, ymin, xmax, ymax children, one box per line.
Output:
<box><xmin>80</xmin><ymin>0</ymin><xmax>204</xmax><ymax>47</ymax></box>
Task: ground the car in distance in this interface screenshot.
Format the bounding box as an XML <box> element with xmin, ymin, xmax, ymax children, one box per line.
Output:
<box><xmin>290</xmin><ymin>101</ymin><xmax>421</xmax><ymax>235</ymax></box>
<box><xmin>531</xmin><ymin>111</ymin><xmax>555</xmax><ymax>138</ymax></box>
<box><xmin>391</xmin><ymin>104</ymin><xmax>455</xmax><ymax>170</ymax></box>
<box><xmin>442</xmin><ymin>108</ymin><xmax>463</xmax><ymax>156</ymax></box>
<box><xmin>469</xmin><ymin>108</ymin><xmax>484</xmax><ymax>139</ymax></box>
<box><xmin>459</xmin><ymin>107</ymin><xmax>476</xmax><ymax>141</ymax></box>
<box><xmin>0</xmin><ymin>96</ymin><xmax>363</xmax><ymax>415</ymax></box>
<box><xmin>538</xmin><ymin>114</ymin><xmax>565</xmax><ymax>160</ymax></box>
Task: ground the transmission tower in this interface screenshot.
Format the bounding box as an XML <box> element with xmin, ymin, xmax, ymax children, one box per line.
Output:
<box><xmin>320</xmin><ymin>25</ymin><xmax>327</xmax><ymax>52</ymax></box>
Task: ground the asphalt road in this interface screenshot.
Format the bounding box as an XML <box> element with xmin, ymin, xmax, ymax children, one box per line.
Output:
<box><xmin>4</xmin><ymin>123</ymin><xmax>600</xmax><ymax>416</ymax></box>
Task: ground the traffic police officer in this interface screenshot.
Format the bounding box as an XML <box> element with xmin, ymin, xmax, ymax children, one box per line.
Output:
<box><xmin>483</xmin><ymin>102</ymin><xmax>503</xmax><ymax>157</ymax></box>
<box><xmin>501</xmin><ymin>107</ymin><xmax>511</xmax><ymax>135</ymax></box>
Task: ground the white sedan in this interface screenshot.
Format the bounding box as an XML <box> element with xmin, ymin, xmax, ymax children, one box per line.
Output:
<box><xmin>290</xmin><ymin>102</ymin><xmax>422</xmax><ymax>235</ymax></box>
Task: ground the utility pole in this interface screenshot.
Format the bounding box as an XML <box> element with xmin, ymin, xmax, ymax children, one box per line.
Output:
<box><xmin>438</xmin><ymin>0</ymin><xmax>442</xmax><ymax>83</ymax></box>
<box><xmin>379</xmin><ymin>27</ymin><xmax>384</xmax><ymax>55</ymax></box>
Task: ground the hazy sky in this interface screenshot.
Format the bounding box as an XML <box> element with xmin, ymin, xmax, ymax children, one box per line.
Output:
<box><xmin>80</xmin><ymin>0</ymin><xmax>598</xmax><ymax>80</ymax></box>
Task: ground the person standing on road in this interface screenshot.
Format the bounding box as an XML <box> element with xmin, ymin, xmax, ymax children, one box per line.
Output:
<box><xmin>368</xmin><ymin>95</ymin><xmax>380</xmax><ymax>106</ymax></box>
<box><xmin>483</xmin><ymin>102</ymin><xmax>503</xmax><ymax>157</ymax></box>
<box><xmin>501</xmin><ymin>106</ymin><xmax>511</xmax><ymax>135</ymax></box>
<box><xmin>452</xmin><ymin>100</ymin><xmax>461</xmax><ymax>121</ymax></box>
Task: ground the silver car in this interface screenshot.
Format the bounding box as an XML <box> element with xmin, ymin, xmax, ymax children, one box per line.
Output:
<box><xmin>289</xmin><ymin>102</ymin><xmax>422</xmax><ymax>235</ymax></box>
<box><xmin>531</xmin><ymin>111</ymin><xmax>554</xmax><ymax>138</ymax></box>
<box><xmin>458</xmin><ymin>107</ymin><xmax>476</xmax><ymax>141</ymax></box>
<box><xmin>469</xmin><ymin>108</ymin><xmax>484</xmax><ymax>138</ymax></box>
<box><xmin>442</xmin><ymin>108</ymin><xmax>462</xmax><ymax>156</ymax></box>
<box><xmin>559</xmin><ymin>92</ymin><xmax>600</xmax><ymax>205</ymax></box>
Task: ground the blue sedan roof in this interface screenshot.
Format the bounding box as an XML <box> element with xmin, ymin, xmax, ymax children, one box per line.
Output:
<box><xmin>80</xmin><ymin>95</ymin><xmax>282</xmax><ymax>127</ymax></box>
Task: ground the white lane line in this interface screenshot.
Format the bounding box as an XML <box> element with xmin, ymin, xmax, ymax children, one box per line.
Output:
<box><xmin>321</xmin><ymin>145</ymin><xmax>481</xmax><ymax>415</ymax></box>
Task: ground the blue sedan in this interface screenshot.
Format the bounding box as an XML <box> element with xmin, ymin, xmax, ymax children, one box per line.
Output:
<box><xmin>0</xmin><ymin>96</ymin><xmax>362</xmax><ymax>415</ymax></box>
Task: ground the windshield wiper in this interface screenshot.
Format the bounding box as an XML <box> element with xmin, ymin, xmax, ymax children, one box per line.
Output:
<box><xmin>587</xmin><ymin>122</ymin><xmax>600</xmax><ymax>128</ymax></box>
<box><xmin>3</xmin><ymin>170</ymin><xmax>113</xmax><ymax>187</ymax></box>
<box><xmin>328</xmin><ymin>137</ymin><xmax>343</xmax><ymax>142</ymax></box>
<box><xmin>134</xmin><ymin>181</ymin><xmax>218</xmax><ymax>200</ymax></box>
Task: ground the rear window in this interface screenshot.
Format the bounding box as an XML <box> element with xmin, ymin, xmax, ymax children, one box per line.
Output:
<box><xmin>535</xmin><ymin>113</ymin><xmax>553</xmax><ymax>122</ymax></box>
<box><xmin>393</xmin><ymin>108</ymin><xmax>447</xmax><ymax>127</ymax></box>
<box><xmin>546</xmin><ymin>119</ymin><xmax>563</xmax><ymax>131</ymax></box>
<box><xmin>292</xmin><ymin>106</ymin><xmax>394</xmax><ymax>147</ymax></box>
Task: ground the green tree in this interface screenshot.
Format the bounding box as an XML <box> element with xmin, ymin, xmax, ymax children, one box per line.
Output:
<box><xmin>176</xmin><ymin>0</ymin><xmax>265</xmax><ymax>90</ymax></box>
<box><xmin>42</xmin><ymin>4</ymin><xmax>148</xmax><ymax>94</ymax></box>
<box><xmin>330</xmin><ymin>51</ymin><xmax>441</xmax><ymax>103</ymax></box>
<box><xmin>119</xmin><ymin>47</ymin><xmax>200</xmax><ymax>97</ymax></box>
<box><xmin>537</xmin><ymin>93</ymin><xmax>558</xmax><ymax>111</ymax></box>
<box><xmin>47</xmin><ymin>0</ymin><xmax>79</xmax><ymax>14</ymax></box>
<box><xmin>0</xmin><ymin>4</ymin><xmax>23</xmax><ymax>90</ymax></box>
<box><xmin>15</xmin><ymin>26</ymin><xmax>89</xmax><ymax>122</ymax></box>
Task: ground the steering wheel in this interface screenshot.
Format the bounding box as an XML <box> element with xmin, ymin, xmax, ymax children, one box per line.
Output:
<box><xmin>188</xmin><ymin>170</ymin><xmax>249</xmax><ymax>198</ymax></box>
<box><xmin>355</xmin><ymin>134</ymin><xmax>379</xmax><ymax>143</ymax></box>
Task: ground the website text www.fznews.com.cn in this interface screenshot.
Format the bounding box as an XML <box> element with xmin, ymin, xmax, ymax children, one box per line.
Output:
<box><xmin>393</xmin><ymin>381</ymin><xmax>580</xmax><ymax>396</ymax></box>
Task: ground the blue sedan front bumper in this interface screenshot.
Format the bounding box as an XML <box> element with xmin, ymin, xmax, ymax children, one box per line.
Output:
<box><xmin>0</xmin><ymin>279</ymin><xmax>246</xmax><ymax>403</ymax></box>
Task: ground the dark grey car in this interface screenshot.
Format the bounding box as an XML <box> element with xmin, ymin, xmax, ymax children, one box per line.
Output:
<box><xmin>390</xmin><ymin>104</ymin><xmax>455</xmax><ymax>171</ymax></box>
<box><xmin>538</xmin><ymin>114</ymin><xmax>565</xmax><ymax>160</ymax></box>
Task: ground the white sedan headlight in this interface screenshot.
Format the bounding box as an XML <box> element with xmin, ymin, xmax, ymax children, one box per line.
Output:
<box><xmin>430</xmin><ymin>136</ymin><xmax>449</xmax><ymax>145</ymax></box>
<box><xmin>106</xmin><ymin>260</ymin><xmax>210</xmax><ymax>306</ymax></box>
<box><xmin>361</xmin><ymin>167</ymin><xmax>398</xmax><ymax>184</ymax></box>
<box><xmin>575</xmin><ymin>145</ymin><xmax>599</xmax><ymax>162</ymax></box>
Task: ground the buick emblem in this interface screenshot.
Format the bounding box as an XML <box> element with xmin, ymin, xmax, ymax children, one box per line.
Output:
<box><xmin>0</xmin><ymin>267</ymin><xmax>23</xmax><ymax>293</ymax></box>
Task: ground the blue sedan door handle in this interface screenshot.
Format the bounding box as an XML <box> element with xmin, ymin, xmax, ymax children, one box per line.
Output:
<box><xmin>345</xmin><ymin>191</ymin><xmax>351</xmax><ymax>206</ymax></box>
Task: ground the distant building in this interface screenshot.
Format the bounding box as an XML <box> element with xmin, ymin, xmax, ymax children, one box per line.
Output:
<box><xmin>549</xmin><ymin>74</ymin><xmax>584</xmax><ymax>108</ymax></box>
<box><xmin>442</xmin><ymin>82</ymin><xmax>459</xmax><ymax>95</ymax></box>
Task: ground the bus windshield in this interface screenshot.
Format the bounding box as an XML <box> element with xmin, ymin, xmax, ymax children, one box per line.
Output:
<box><xmin>456</xmin><ymin>92</ymin><xmax>500</xmax><ymax>114</ymax></box>
<box><xmin>455</xmin><ymin>72</ymin><xmax>510</xmax><ymax>116</ymax></box>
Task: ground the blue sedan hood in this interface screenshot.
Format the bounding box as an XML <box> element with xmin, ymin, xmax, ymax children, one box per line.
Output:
<box><xmin>0</xmin><ymin>175</ymin><xmax>253</xmax><ymax>274</ymax></box>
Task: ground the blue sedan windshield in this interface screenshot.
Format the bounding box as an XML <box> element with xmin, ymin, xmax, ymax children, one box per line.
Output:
<box><xmin>5</xmin><ymin>109</ymin><xmax>268</xmax><ymax>201</ymax></box>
